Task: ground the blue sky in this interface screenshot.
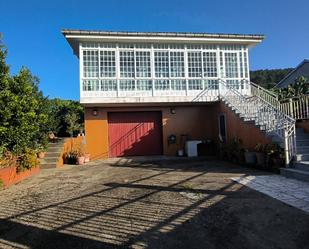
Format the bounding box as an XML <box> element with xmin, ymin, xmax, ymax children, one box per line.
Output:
<box><xmin>0</xmin><ymin>0</ymin><xmax>308</xmax><ymax>100</ymax></box>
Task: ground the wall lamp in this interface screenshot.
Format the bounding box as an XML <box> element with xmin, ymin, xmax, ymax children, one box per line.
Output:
<box><xmin>92</xmin><ymin>108</ymin><xmax>98</xmax><ymax>116</ymax></box>
<box><xmin>170</xmin><ymin>107</ymin><xmax>176</xmax><ymax>114</ymax></box>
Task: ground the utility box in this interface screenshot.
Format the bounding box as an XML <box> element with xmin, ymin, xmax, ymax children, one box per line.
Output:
<box><xmin>185</xmin><ymin>140</ymin><xmax>202</xmax><ymax>157</ymax></box>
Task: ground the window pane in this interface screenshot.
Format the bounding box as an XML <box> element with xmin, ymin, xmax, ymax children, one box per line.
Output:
<box><xmin>101</xmin><ymin>80</ymin><xmax>117</xmax><ymax>91</ymax></box>
<box><xmin>170</xmin><ymin>52</ymin><xmax>184</xmax><ymax>77</ymax></box>
<box><xmin>155</xmin><ymin>80</ymin><xmax>170</xmax><ymax>90</ymax></box>
<box><xmin>82</xmin><ymin>80</ymin><xmax>99</xmax><ymax>91</ymax></box>
<box><xmin>135</xmin><ymin>51</ymin><xmax>151</xmax><ymax>78</ymax></box>
<box><xmin>100</xmin><ymin>51</ymin><xmax>116</xmax><ymax>77</ymax></box>
<box><xmin>203</xmin><ymin>52</ymin><xmax>217</xmax><ymax>77</ymax></box>
<box><xmin>224</xmin><ymin>52</ymin><xmax>238</xmax><ymax>78</ymax></box>
<box><xmin>154</xmin><ymin>51</ymin><xmax>169</xmax><ymax>78</ymax></box>
<box><xmin>119</xmin><ymin>80</ymin><xmax>135</xmax><ymax>90</ymax></box>
<box><xmin>83</xmin><ymin>50</ymin><xmax>99</xmax><ymax>77</ymax></box>
<box><xmin>204</xmin><ymin>79</ymin><xmax>218</xmax><ymax>90</ymax></box>
<box><xmin>120</xmin><ymin>51</ymin><xmax>135</xmax><ymax>78</ymax></box>
<box><xmin>171</xmin><ymin>80</ymin><xmax>186</xmax><ymax>90</ymax></box>
<box><xmin>188</xmin><ymin>79</ymin><xmax>203</xmax><ymax>90</ymax></box>
<box><xmin>188</xmin><ymin>52</ymin><xmax>202</xmax><ymax>78</ymax></box>
<box><xmin>244</xmin><ymin>51</ymin><xmax>248</xmax><ymax>78</ymax></box>
<box><xmin>137</xmin><ymin>80</ymin><xmax>152</xmax><ymax>90</ymax></box>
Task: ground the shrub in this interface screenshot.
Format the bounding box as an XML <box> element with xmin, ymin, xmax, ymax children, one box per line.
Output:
<box><xmin>17</xmin><ymin>149</ymin><xmax>39</xmax><ymax>172</ymax></box>
<box><xmin>0</xmin><ymin>151</ymin><xmax>17</xmax><ymax>169</ymax></box>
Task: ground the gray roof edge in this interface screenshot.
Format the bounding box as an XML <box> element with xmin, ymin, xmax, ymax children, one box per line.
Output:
<box><xmin>276</xmin><ymin>59</ymin><xmax>309</xmax><ymax>87</ymax></box>
<box><xmin>61</xmin><ymin>29</ymin><xmax>265</xmax><ymax>40</ymax></box>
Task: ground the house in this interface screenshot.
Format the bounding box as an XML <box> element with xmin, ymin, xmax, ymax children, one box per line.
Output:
<box><xmin>277</xmin><ymin>59</ymin><xmax>309</xmax><ymax>88</ymax></box>
<box><xmin>63</xmin><ymin>29</ymin><xmax>271</xmax><ymax>159</ymax></box>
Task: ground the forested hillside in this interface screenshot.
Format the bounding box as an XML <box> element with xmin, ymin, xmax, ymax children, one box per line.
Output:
<box><xmin>250</xmin><ymin>68</ymin><xmax>293</xmax><ymax>89</ymax></box>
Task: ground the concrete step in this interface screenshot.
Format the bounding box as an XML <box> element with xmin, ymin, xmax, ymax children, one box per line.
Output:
<box><xmin>294</xmin><ymin>161</ymin><xmax>309</xmax><ymax>172</ymax></box>
<box><xmin>280</xmin><ymin>168</ymin><xmax>309</xmax><ymax>182</ymax></box>
<box><xmin>297</xmin><ymin>140</ymin><xmax>309</xmax><ymax>146</ymax></box>
<box><xmin>40</xmin><ymin>163</ymin><xmax>56</xmax><ymax>169</ymax></box>
<box><xmin>296</xmin><ymin>146</ymin><xmax>309</xmax><ymax>154</ymax></box>
<box><xmin>40</xmin><ymin>157</ymin><xmax>59</xmax><ymax>164</ymax></box>
<box><xmin>45</xmin><ymin>152</ymin><xmax>60</xmax><ymax>157</ymax></box>
<box><xmin>295</xmin><ymin>154</ymin><xmax>309</xmax><ymax>161</ymax></box>
<box><xmin>47</xmin><ymin>147</ymin><xmax>63</xmax><ymax>153</ymax></box>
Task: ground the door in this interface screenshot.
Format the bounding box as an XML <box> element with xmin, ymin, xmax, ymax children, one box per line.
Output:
<box><xmin>108</xmin><ymin>111</ymin><xmax>163</xmax><ymax>157</ymax></box>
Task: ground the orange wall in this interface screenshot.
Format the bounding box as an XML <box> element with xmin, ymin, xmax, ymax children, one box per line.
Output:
<box><xmin>212</xmin><ymin>102</ymin><xmax>271</xmax><ymax>149</ymax></box>
<box><xmin>84</xmin><ymin>102</ymin><xmax>271</xmax><ymax>159</ymax></box>
<box><xmin>84</xmin><ymin>105</ymin><xmax>215</xmax><ymax>158</ymax></box>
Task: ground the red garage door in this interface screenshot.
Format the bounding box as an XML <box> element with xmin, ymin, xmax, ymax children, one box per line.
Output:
<box><xmin>108</xmin><ymin>111</ymin><xmax>163</xmax><ymax>157</ymax></box>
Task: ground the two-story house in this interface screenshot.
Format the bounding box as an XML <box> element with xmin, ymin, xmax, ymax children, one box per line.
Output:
<box><xmin>62</xmin><ymin>29</ymin><xmax>266</xmax><ymax>159</ymax></box>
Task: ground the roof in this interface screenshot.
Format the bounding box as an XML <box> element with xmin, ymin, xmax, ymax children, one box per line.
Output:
<box><xmin>276</xmin><ymin>60</ymin><xmax>309</xmax><ymax>88</ymax></box>
<box><xmin>62</xmin><ymin>29</ymin><xmax>265</xmax><ymax>57</ymax></box>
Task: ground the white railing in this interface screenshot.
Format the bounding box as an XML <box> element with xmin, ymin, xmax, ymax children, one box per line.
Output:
<box><xmin>218</xmin><ymin>79</ymin><xmax>296</xmax><ymax>166</ymax></box>
<box><xmin>279</xmin><ymin>96</ymin><xmax>309</xmax><ymax>120</ymax></box>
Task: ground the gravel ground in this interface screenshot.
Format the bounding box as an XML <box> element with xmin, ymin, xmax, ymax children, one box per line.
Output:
<box><xmin>0</xmin><ymin>159</ymin><xmax>308</xmax><ymax>249</ymax></box>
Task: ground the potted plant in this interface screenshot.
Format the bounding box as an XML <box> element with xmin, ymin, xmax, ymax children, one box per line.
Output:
<box><xmin>265</xmin><ymin>143</ymin><xmax>284</xmax><ymax>172</ymax></box>
<box><xmin>36</xmin><ymin>145</ymin><xmax>46</xmax><ymax>159</ymax></box>
<box><xmin>254</xmin><ymin>143</ymin><xmax>266</xmax><ymax>167</ymax></box>
<box><xmin>84</xmin><ymin>153</ymin><xmax>90</xmax><ymax>163</ymax></box>
<box><xmin>63</xmin><ymin>150</ymin><xmax>78</xmax><ymax>165</ymax></box>
<box><xmin>244</xmin><ymin>149</ymin><xmax>256</xmax><ymax>165</ymax></box>
<box><xmin>76</xmin><ymin>144</ymin><xmax>85</xmax><ymax>165</ymax></box>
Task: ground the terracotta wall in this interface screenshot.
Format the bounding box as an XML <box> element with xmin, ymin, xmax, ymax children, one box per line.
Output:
<box><xmin>212</xmin><ymin>102</ymin><xmax>271</xmax><ymax>149</ymax></box>
<box><xmin>83</xmin><ymin>102</ymin><xmax>271</xmax><ymax>159</ymax></box>
<box><xmin>296</xmin><ymin>120</ymin><xmax>309</xmax><ymax>133</ymax></box>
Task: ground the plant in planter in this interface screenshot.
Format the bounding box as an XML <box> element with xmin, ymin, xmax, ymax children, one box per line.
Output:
<box><xmin>224</xmin><ymin>137</ymin><xmax>244</xmax><ymax>163</ymax></box>
<box><xmin>63</xmin><ymin>150</ymin><xmax>78</xmax><ymax>165</ymax></box>
<box><xmin>265</xmin><ymin>143</ymin><xmax>285</xmax><ymax>172</ymax></box>
<box><xmin>84</xmin><ymin>153</ymin><xmax>90</xmax><ymax>163</ymax></box>
<box><xmin>244</xmin><ymin>149</ymin><xmax>257</xmax><ymax>165</ymax></box>
<box><xmin>36</xmin><ymin>145</ymin><xmax>47</xmax><ymax>159</ymax></box>
<box><xmin>254</xmin><ymin>143</ymin><xmax>266</xmax><ymax>168</ymax></box>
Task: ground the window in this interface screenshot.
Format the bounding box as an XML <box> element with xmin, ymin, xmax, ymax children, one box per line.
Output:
<box><xmin>83</xmin><ymin>80</ymin><xmax>99</xmax><ymax>91</ymax></box>
<box><xmin>244</xmin><ymin>51</ymin><xmax>248</xmax><ymax>78</ymax></box>
<box><xmin>135</xmin><ymin>51</ymin><xmax>151</xmax><ymax>78</ymax></box>
<box><xmin>119</xmin><ymin>80</ymin><xmax>135</xmax><ymax>90</ymax></box>
<box><xmin>137</xmin><ymin>80</ymin><xmax>152</xmax><ymax>90</ymax></box>
<box><xmin>204</xmin><ymin>79</ymin><xmax>218</xmax><ymax>90</ymax></box>
<box><xmin>155</xmin><ymin>80</ymin><xmax>170</xmax><ymax>90</ymax></box>
<box><xmin>188</xmin><ymin>79</ymin><xmax>203</xmax><ymax>90</ymax></box>
<box><xmin>171</xmin><ymin>80</ymin><xmax>186</xmax><ymax>90</ymax></box>
<box><xmin>101</xmin><ymin>80</ymin><xmax>117</xmax><ymax>91</ymax></box>
<box><xmin>120</xmin><ymin>51</ymin><xmax>135</xmax><ymax>78</ymax></box>
<box><xmin>170</xmin><ymin>52</ymin><xmax>184</xmax><ymax>77</ymax></box>
<box><xmin>203</xmin><ymin>52</ymin><xmax>217</xmax><ymax>77</ymax></box>
<box><xmin>188</xmin><ymin>52</ymin><xmax>202</xmax><ymax>78</ymax></box>
<box><xmin>154</xmin><ymin>51</ymin><xmax>169</xmax><ymax>78</ymax></box>
<box><xmin>83</xmin><ymin>50</ymin><xmax>99</xmax><ymax>77</ymax></box>
<box><xmin>224</xmin><ymin>52</ymin><xmax>238</xmax><ymax>78</ymax></box>
<box><xmin>100</xmin><ymin>51</ymin><xmax>116</xmax><ymax>77</ymax></box>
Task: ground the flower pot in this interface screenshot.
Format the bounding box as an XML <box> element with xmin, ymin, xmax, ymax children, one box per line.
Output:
<box><xmin>84</xmin><ymin>154</ymin><xmax>90</xmax><ymax>163</ymax></box>
<box><xmin>256</xmin><ymin>152</ymin><xmax>266</xmax><ymax>167</ymax></box>
<box><xmin>244</xmin><ymin>152</ymin><xmax>256</xmax><ymax>165</ymax></box>
<box><xmin>37</xmin><ymin>152</ymin><xmax>45</xmax><ymax>159</ymax></box>
<box><xmin>77</xmin><ymin>156</ymin><xmax>85</xmax><ymax>165</ymax></box>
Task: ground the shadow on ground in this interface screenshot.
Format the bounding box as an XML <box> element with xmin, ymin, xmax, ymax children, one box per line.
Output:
<box><xmin>0</xmin><ymin>159</ymin><xmax>308</xmax><ymax>249</ymax></box>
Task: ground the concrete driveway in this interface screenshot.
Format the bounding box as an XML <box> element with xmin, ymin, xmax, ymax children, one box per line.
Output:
<box><xmin>0</xmin><ymin>158</ymin><xmax>308</xmax><ymax>249</ymax></box>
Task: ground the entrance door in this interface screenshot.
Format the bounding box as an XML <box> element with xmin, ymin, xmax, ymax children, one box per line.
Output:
<box><xmin>108</xmin><ymin>111</ymin><xmax>163</xmax><ymax>157</ymax></box>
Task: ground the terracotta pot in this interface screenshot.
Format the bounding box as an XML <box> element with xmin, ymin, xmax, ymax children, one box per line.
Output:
<box><xmin>256</xmin><ymin>152</ymin><xmax>266</xmax><ymax>166</ymax></box>
<box><xmin>77</xmin><ymin>156</ymin><xmax>85</xmax><ymax>165</ymax></box>
<box><xmin>37</xmin><ymin>152</ymin><xmax>46</xmax><ymax>159</ymax></box>
<box><xmin>84</xmin><ymin>154</ymin><xmax>90</xmax><ymax>163</ymax></box>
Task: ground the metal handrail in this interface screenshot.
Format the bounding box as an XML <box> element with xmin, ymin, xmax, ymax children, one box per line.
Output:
<box><xmin>218</xmin><ymin>79</ymin><xmax>296</xmax><ymax>165</ymax></box>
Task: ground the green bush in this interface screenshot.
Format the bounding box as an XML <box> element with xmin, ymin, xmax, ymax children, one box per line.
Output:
<box><xmin>17</xmin><ymin>149</ymin><xmax>39</xmax><ymax>172</ymax></box>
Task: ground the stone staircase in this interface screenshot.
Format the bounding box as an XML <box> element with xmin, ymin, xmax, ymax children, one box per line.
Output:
<box><xmin>281</xmin><ymin>128</ymin><xmax>309</xmax><ymax>182</ymax></box>
<box><xmin>40</xmin><ymin>139</ymin><xmax>65</xmax><ymax>169</ymax></box>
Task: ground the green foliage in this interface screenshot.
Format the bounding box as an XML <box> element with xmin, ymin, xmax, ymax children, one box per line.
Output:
<box><xmin>274</xmin><ymin>76</ymin><xmax>309</xmax><ymax>100</ymax></box>
<box><xmin>64</xmin><ymin>112</ymin><xmax>81</xmax><ymax>137</ymax></box>
<box><xmin>44</xmin><ymin>98</ymin><xmax>84</xmax><ymax>137</ymax></box>
<box><xmin>0</xmin><ymin>35</ymin><xmax>49</xmax><ymax>171</ymax></box>
<box><xmin>250</xmin><ymin>68</ymin><xmax>293</xmax><ymax>89</ymax></box>
<box><xmin>17</xmin><ymin>149</ymin><xmax>39</xmax><ymax>171</ymax></box>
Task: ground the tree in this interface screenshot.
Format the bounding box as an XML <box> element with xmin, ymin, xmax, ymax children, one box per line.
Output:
<box><xmin>0</xmin><ymin>37</ymin><xmax>48</xmax><ymax>155</ymax></box>
<box><xmin>274</xmin><ymin>76</ymin><xmax>309</xmax><ymax>100</ymax></box>
<box><xmin>64</xmin><ymin>112</ymin><xmax>81</xmax><ymax>137</ymax></box>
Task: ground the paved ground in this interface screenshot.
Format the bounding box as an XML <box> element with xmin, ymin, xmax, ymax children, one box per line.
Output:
<box><xmin>0</xmin><ymin>158</ymin><xmax>308</xmax><ymax>249</ymax></box>
<box><xmin>232</xmin><ymin>175</ymin><xmax>309</xmax><ymax>213</ymax></box>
